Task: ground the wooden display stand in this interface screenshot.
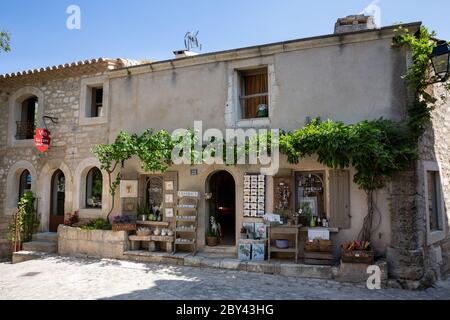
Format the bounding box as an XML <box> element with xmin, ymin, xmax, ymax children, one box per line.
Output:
<box><xmin>268</xmin><ymin>224</ymin><xmax>299</xmax><ymax>263</ymax></box>
<box><xmin>173</xmin><ymin>191</ymin><xmax>199</xmax><ymax>255</ymax></box>
<box><xmin>129</xmin><ymin>221</ymin><xmax>174</xmax><ymax>252</ymax></box>
<box><xmin>129</xmin><ymin>234</ymin><xmax>174</xmax><ymax>253</ymax></box>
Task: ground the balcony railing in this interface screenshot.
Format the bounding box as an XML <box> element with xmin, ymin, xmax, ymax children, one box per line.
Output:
<box><xmin>16</xmin><ymin>121</ymin><xmax>35</xmax><ymax>140</ymax></box>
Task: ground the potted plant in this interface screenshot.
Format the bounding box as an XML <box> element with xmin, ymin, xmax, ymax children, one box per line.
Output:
<box><xmin>277</xmin><ymin>209</ymin><xmax>290</xmax><ymax>225</ymax></box>
<box><xmin>206</xmin><ymin>229</ymin><xmax>219</xmax><ymax>246</ymax></box>
<box><xmin>298</xmin><ymin>203</ymin><xmax>312</xmax><ymax>226</ymax></box>
<box><xmin>137</xmin><ymin>204</ymin><xmax>149</xmax><ymax>221</ymax></box>
<box><xmin>64</xmin><ymin>211</ymin><xmax>80</xmax><ymax>227</ymax></box>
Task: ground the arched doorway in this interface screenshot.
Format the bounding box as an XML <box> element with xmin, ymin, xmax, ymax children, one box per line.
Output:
<box><xmin>50</xmin><ymin>170</ymin><xmax>65</xmax><ymax>232</ymax></box>
<box><xmin>18</xmin><ymin>169</ymin><xmax>32</xmax><ymax>201</ymax></box>
<box><xmin>207</xmin><ymin>171</ymin><xmax>236</xmax><ymax>246</ymax></box>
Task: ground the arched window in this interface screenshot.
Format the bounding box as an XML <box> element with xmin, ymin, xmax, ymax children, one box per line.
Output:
<box><xmin>16</xmin><ymin>96</ymin><xmax>38</xmax><ymax>140</ymax></box>
<box><xmin>146</xmin><ymin>176</ymin><xmax>163</xmax><ymax>207</ymax></box>
<box><xmin>18</xmin><ymin>169</ymin><xmax>32</xmax><ymax>201</ymax></box>
<box><xmin>86</xmin><ymin>167</ymin><xmax>102</xmax><ymax>208</ymax></box>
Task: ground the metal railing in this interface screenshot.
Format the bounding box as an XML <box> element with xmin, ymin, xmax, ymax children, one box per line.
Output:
<box><xmin>15</xmin><ymin>121</ymin><xmax>35</xmax><ymax>140</ymax></box>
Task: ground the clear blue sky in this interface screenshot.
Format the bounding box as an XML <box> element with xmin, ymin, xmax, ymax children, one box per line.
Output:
<box><xmin>1</xmin><ymin>0</ymin><xmax>449</xmax><ymax>74</ymax></box>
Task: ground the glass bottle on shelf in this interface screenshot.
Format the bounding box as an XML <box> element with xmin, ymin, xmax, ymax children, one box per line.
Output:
<box><xmin>310</xmin><ymin>216</ymin><xmax>316</xmax><ymax>227</ymax></box>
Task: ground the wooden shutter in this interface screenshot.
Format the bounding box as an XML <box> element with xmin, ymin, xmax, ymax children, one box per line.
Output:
<box><xmin>329</xmin><ymin>170</ymin><xmax>351</xmax><ymax>229</ymax></box>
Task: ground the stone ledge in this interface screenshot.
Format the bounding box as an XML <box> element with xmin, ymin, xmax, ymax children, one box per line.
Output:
<box><xmin>279</xmin><ymin>263</ymin><xmax>333</xmax><ymax>279</ymax></box>
<box><xmin>247</xmin><ymin>261</ymin><xmax>277</xmax><ymax>274</ymax></box>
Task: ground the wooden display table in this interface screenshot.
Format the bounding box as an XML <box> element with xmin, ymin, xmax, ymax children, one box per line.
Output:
<box><xmin>129</xmin><ymin>235</ymin><xmax>174</xmax><ymax>253</ymax></box>
<box><xmin>268</xmin><ymin>224</ymin><xmax>300</xmax><ymax>263</ymax></box>
<box><xmin>136</xmin><ymin>221</ymin><xmax>170</xmax><ymax>227</ymax></box>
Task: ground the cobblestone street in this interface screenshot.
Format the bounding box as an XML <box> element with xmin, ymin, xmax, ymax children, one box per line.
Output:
<box><xmin>0</xmin><ymin>256</ymin><xmax>449</xmax><ymax>300</ymax></box>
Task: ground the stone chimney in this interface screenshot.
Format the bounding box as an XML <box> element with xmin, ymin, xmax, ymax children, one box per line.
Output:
<box><xmin>173</xmin><ymin>50</ymin><xmax>199</xmax><ymax>59</ymax></box>
<box><xmin>334</xmin><ymin>15</ymin><xmax>378</xmax><ymax>34</ymax></box>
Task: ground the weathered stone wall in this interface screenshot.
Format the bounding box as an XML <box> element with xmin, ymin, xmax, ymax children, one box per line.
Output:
<box><xmin>58</xmin><ymin>225</ymin><xmax>127</xmax><ymax>259</ymax></box>
<box><xmin>0</xmin><ymin>71</ymin><xmax>111</xmax><ymax>258</ymax></box>
<box><xmin>417</xmin><ymin>82</ymin><xmax>450</xmax><ymax>281</ymax></box>
<box><xmin>387</xmin><ymin>169</ymin><xmax>425</xmax><ymax>286</ymax></box>
<box><xmin>387</xmin><ymin>81</ymin><xmax>450</xmax><ymax>288</ymax></box>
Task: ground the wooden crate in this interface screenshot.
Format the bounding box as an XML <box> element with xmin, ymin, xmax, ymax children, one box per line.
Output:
<box><xmin>305</xmin><ymin>239</ymin><xmax>331</xmax><ymax>252</ymax></box>
<box><xmin>341</xmin><ymin>249</ymin><xmax>374</xmax><ymax>264</ymax></box>
<box><xmin>304</xmin><ymin>251</ymin><xmax>335</xmax><ymax>265</ymax></box>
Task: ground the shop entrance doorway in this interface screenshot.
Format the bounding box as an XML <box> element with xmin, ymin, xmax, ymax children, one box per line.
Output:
<box><xmin>207</xmin><ymin>171</ymin><xmax>236</xmax><ymax>246</ymax></box>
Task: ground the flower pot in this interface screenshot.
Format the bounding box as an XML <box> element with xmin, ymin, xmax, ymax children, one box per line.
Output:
<box><xmin>206</xmin><ymin>236</ymin><xmax>219</xmax><ymax>247</ymax></box>
<box><xmin>11</xmin><ymin>242</ymin><xmax>22</xmax><ymax>253</ymax></box>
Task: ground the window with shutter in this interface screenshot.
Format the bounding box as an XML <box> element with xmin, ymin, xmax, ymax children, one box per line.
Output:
<box><xmin>295</xmin><ymin>171</ymin><xmax>326</xmax><ymax>220</ymax></box>
<box><xmin>329</xmin><ymin>170</ymin><xmax>351</xmax><ymax>229</ymax></box>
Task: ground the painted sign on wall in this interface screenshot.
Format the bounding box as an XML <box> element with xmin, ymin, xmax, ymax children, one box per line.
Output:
<box><xmin>34</xmin><ymin>128</ymin><xmax>51</xmax><ymax>153</ymax></box>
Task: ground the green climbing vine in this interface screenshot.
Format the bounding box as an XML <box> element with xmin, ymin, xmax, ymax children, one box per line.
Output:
<box><xmin>8</xmin><ymin>191</ymin><xmax>40</xmax><ymax>245</ymax></box>
<box><xmin>393</xmin><ymin>25</ymin><xmax>439</xmax><ymax>136</ymax></box>
<box><xmin>279</xmin><ymin>25</ymin><xmax>443</xmax><ymax>241</ymax></box>
<box><xmin>91</xmin><ymin>129</ymin><xmax>197</xmax><ymax>222</ymax></box>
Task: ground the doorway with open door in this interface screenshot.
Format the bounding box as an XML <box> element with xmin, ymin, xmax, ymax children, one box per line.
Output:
<box><xmin>207</xmin><ymin>170</ymin><xmax>236</xmax><ymax>246</ymax></box>
<box><xmin>50</xmin><ymin>170</ymin><xmax>65</xmax><ymax>232</ymax></box>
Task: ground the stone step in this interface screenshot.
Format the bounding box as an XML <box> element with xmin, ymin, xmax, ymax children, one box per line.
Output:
<box><xmin>201</xmin><ymin>245</ymin><xmax>236</xmax><ymax>254</ymax></box>
<box><xmin>22</xmin><ymin>241</ymin><xmax>57</xmax><ymax>253</ymax></box>
<box><xmin>32</xmin><ymin>232</ymin><xmax>58</xmax><ymax>243</ymax></box>
<box><xmin>12</xmin><ymin>251</ymin><xmax>50</xmax><ymax>264</ymax></box>
<box><xmin>197</xmin><ymin>252</ymin><xmax>236</xmax><ymax>259</ymax></box>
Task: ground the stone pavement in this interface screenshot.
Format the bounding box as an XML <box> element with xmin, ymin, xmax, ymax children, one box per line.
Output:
<box><xmin>0</xmin><ymin>255</ymin><xmax>449</xmax><ymax>300</ymax></box>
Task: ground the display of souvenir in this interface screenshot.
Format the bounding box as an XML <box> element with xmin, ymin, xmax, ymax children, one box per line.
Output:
<box><xmin>243</xmin><ymin>173</ymin><xmax>266</xmax><ymax>219</ymax></box>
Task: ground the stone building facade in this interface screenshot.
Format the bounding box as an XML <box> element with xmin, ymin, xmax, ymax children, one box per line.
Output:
<box><xmin>0</xmin><ymin>59</ymin><xmax>139</xmax><ymax>256</ymax></box>
<box><xmin>0</xmin><ymin>17</ymin><xmax>448</xmax><ymax>286</ymax></box>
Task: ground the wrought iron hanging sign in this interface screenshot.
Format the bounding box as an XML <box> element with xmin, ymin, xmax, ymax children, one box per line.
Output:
<box><xmin>34</xmin><ymin>128</ymin><xmax>51</xmax><ymax>152</ymax></box>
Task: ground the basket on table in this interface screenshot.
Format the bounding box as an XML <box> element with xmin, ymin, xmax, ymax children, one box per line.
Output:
<box><xmin>136</xmin><ymin>228</ymin><xmax>152</xmax><ymax>237</ymax></box>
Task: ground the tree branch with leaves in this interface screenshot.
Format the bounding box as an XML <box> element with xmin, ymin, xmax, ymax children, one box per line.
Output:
<box><xmin>0</xmin><ymin>30</ymin><xmax>11</xmax><ymax>52</ymax></box>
